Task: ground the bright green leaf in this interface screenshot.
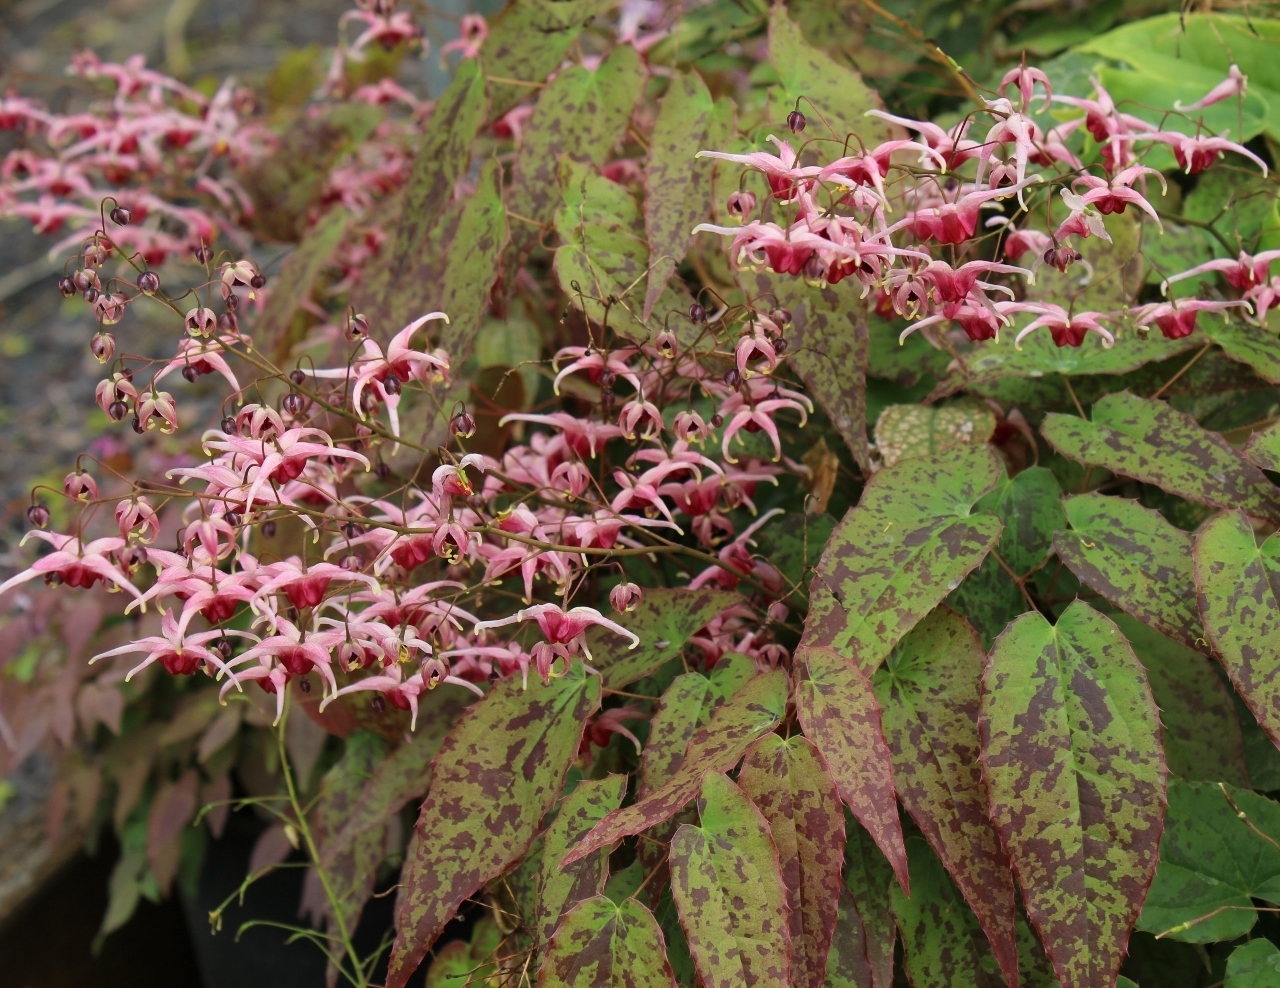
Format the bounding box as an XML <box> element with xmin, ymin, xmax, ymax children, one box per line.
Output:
<box><xmin>437</xmin><ymin>158</ymin><xmax>509</xmax><ymax>365</ymax></box>
<box><xmin>1225</xmin><ymin>938</ymin><xmax>1280</xmax><ymax>987</ymax></box>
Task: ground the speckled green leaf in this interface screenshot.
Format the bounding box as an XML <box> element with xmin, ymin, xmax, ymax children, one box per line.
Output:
<box><xmin>1207</xmin><ymin>319</ymin><xmax>1280</xmax><ymax>385</ymax></box>
<box><xmin>1113</xmin><ymin>614</ymin><xmax>1250</xmax><ymax>786</ymax></box>
<box><xmin>1138</xmin><ymin>780</ymin><xmax>1280</xmax><ymax>943</ymax></box>
<box><xmin>479</xmin><ymin>0</ymin><xmax>623</xmax><ymax>121</ymax></box>
<box><xmin>840</xmin><ymin>817</ymin><xmax>896</xmax><ymax>988</ymax></box>
<box><xmin>506</xmin><ymin>47</ymin><xmax>645</xmax><ymax>269</ymax></box>
<box><xmin>873</xmin><ymin>401</ymin><xmax>997</xmax><ymax>470</ymax></box>
<box><xmin>740</xmin><ymin>734</ymin><xmax>845</xmax><ymax>988</ymax></box>
<box><xmin>795</xmin><ymin>645</ymin><xmax>907</xmax><ymax>895</ymax></box>
<box><xmin>748</xmin><ymin>274</ymin><xmax>871</xmax><ymax>472</ymax></box>
<box><xmin>640</xmin><ymin>654</ymin><xmax>756</xmax><ymax>794</ymax></box>
<box><xmin>256</xmin><ymin>207</ymin><xmax>348</xmax><ymax>358</ymax></box>
<box><xmin>802</xmin><ymin>443</ymin><xmax>1004</xmax><ymax>673</ymax></box>
<box><xmin>1225</xmin><ymin>937</ymin><xmax>1280</xmax><ymax>987</ymax></box>
<box><xmin>538</xmin><ymin>895</ymin><xmax>675</xmax><ymax>988</ymax></box>
<box><xmin>586</xmin><ymin>587</ymin><xmax>743</xmax><ymax>691</ymax></box>
<box><xmin>564</xmin><ymin>669</ymin><xmax>788</xmax><ymax>866</ymax></box>
<box><xmin>980</xmin><ymin>602</ymin><xmax>1167</xmax><ymax>988</ymax></box>
<box><xmin>766</xmin><ymin>6</ymin><xmax>895</xmax><ymax>145</ymax></box>
<box><xmin>670</xmin><ymin>772</ymin><xmax>791</xmax><ymax>988</ymax></box>
<box><xmin>1244</xmin><ymin>418</ymin><xmax>1280</xmax><ymax>470</ymax></box>
<box><xmin>537</xmin><ymin>775</ymin><xmax>627</xmax><ymax>950</ymax></box>
<box><xmin>436</xmin><ymin>158</ymin><xmax>508</xmax><ymax>365</ymax></box>
<box><xmin>1052</xmin><ymin>493</ymin><xmax>1201</xmax><ymax>648</ymax></box>
<box><xmin>1041</xmin><ymin>392</ymin><xmax>1280</xmax><ymax>523</ymax></box>
<box><xmin>1194</xmin><ymin>510</ymin><xmax>1280</xmax><ymax>750</ymax></box>
<box><xmin>387</xmin><ymin>661</ymin><xmax>600</xmax><ymax>988</ymax></box>
<box><xmin>643</xmin><ymin>71</ymin><xmax>716</xmax><ymax>320</ymax></box>
<box><xmin>873</xmin><ymin>610</ymin><xmax>1019</xmax><ymax>988</ymax></box>
<box><xmin>358</xmin><ymin>59</ymin><xmax>486</xmax><ymax>332</ymax></box>
<box><xmin>825</xmin><ymin>884</ymin><xmax>873</xmax><ymax>988</ymax></box>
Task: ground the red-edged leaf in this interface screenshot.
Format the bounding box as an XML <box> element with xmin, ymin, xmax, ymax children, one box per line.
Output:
<box><xmin>562</xmin><ymin>668</ymin><xmax>788</xmax><ymax>866</ymax></box>
<box><xmin>795</xmin><ymin>645</ymin><xmax>907</xmax><ymax>894</ymax></box>
<box><xmin>842</xmin><ymin>817</ymin><xmax>896</xmax><ymax>988</ymax></box>
<box><xmin>387</xmin><ymin>661</ymin><xmax>600</xmax><ymax>988</ymax></box>
<box><xmin>825</xmin><ymin>884</ymin><xmax>874</xmax><ymax>988</ymax></box>
<box><xmin>980</xmin><ymin>602</ymin><xmax>1167</xmax><ymax>988</ymax></box>
<box><xmin>538</xmin><ymin>895</ymin><xmax>676</xmax><ymax>988</ymax></box>
<box><xmin>871</xmin><ymin>608</ymin><xmax>1019</xmax><ymax>987</ymax></box>
<box><xmin>670</xmin><ymin>772</ymin><xmax>791</xmax><ymax>988</ymax></box>
<box><xmin>739</xmin><ymin>734</ymin><xmax>845</xmax><ymax>988</ymax></box>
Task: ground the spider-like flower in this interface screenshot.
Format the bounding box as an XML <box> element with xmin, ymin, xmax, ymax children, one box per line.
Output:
<box><xmin>322</xmin><ymin>662</ymin><xmax>483</xmax><ymax>730</ymax></box>
<box><xmin>473</xmin><ymin>603</ymin><xmax>640</xmax><ymax>661</ymax></box>
<box><xmin>1127</xmin><ymin>298</ymin><xmax>1251</xmax><ymax>340</ymax></box>
<box><xmin>91</xmin><ymin>610</ymin><xmax>253</xmax><ymax>680</ymax></box>
<box><xmin>1014</xmin><ymin>305</ymin><xmax>1114</xmax><ymax>349</ymax></box>
<box><xmin>0</xmin><ymin>531</ymin><xmax>144</xmax><ymax>602</ymax></box>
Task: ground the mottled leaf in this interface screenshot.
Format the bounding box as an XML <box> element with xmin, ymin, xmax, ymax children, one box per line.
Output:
<box><xmin>1138</xmin><ymin>780</ymin><xmax>1280</xmax><ymax>942</ymax></box>
<box><xmin>586</xmin><ymin>587</ymin><xmax>743</xmax><ymax>690</ymax></box>
<box><xmin>257</xmin><ymin>207</ymin><xmax>349</xmax><ymax>359</ymax></box>
<box><xmin>1207</xmin><ymin>319</ymin><xmax>1280</xmax><ymax>385</ymax></box>
<box><xmin>1244</xmin><ymin>418</ymin><xmax>1280</xmax><ymax>470</ymax></box>
<box><xmin>802</xmin><ymin>443</ymin><xmax>1004</xmax><ymax>672</ymax></box>
<box><xmin>436</xmin><ymin>158</ymin><xmax>509</xmax><ymax>365</ymax></box>
<box><xmin>740</xmin><ymin>734</ymin><xmax>845</xmax><ymax>988</ymax></box>
<box><xmin>1052</xmin><ymin>492</ymin><xmax>1201</xmax><ymax>648</ymax></box>
<box><xmin>387</xmin><ymin>661</ymin><xmax>600</xmax><ymax>987</ymax></box>
<box><xmin>1194</xmin><ymin>510</ymin><xmax>1280</xmax><ymax>751</ymax></box>
<box><xmin>795</xmin><ymin>645</ymin><xmax>907</xmax><ymax>894</ymax></box>
<box><xmin>1225</xmin><ymin>938</ymin><xmax>1280</xmax><ymax>987</ymax></box>
<box><xmin>670</xmin><ymin>772</ymin><xmax>791</xmax><ymax>988</ymax></box>
<box><xmin>539</xmin><ymin>895</ymin><xmax>676</xmax><ymax>988</ymax></box>
<box><xmin>873</xmin><ymin>609</ymin><xmax>1019</xmax><ymax>988</ymax></box>
<box><xmin>1113</xmin><ymin>614</ymin><xmax>1249</xmax><ymax>786</ymax></box>
<box><xmin>842</xmin><ymin>817</ymin><xmax>896</xmax><ymax>988</ymax></box>
<box><xmin>563</xmin><ymin>669</ymin><xmax>788</xmax><ymax>866</ymax></box>
<box><xmin>980</xmin><ymin>601</ymin><xmax>1167</xmax><ymax>988</ymax></box>
<box><xmin>537</xmin><ymin>775</ymin><xmax>627</xmax><ymax>949</ymax></box>
<box><xmin>873</xmin><ymin>401</ymin><xmax>997</xmax><ymax>470</ymax></box>
<box><xmin>1041</xmin><ymin>392</ymin><xmax>1280</xmax><ymax>523</ymax></box>
<box><xmin>825</xmin><ymin>885</ymin><xmax>873</xmax><ymax>988</ymax></box>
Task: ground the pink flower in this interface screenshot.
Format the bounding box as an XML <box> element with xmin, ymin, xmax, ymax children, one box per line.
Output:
<box><xmin>440</xmin><ymin>14</ymin><xmax>487</xmax><ymax>61</ymax></box>
<box><xmin>1128</xmin><ymin>298</ymin><xmax>1251</xmax><ymax>339</ymax></box>
<box><xmin>1150</xmin><ymin>130</ymin><xmax>1268</xmax><ymax>176</ymax></box>
<box><xmin>251</xmin><ymin>558</ymin><xmax>379</xmax><ymax>610</ymax></box>
<box><xmin>1014</xmin><ymin>305</ymin><xmax>1114</xmax><ymax>349</ymax></box>
<box><xmin>892</xmin><ymin>177</ymin><xmax>1041</xmax><ymax>245</ymax></box>
<box><xmin>998</xmin><ymin>64</ymin><xmax>1053</xmax><ymax>112</ymax></box>
<box><xmin>718</xmin><ymin>380</ymin><xmax>813</xmax><ymax>463</ymax></box>
<box><xmin>91</xmin><ymin>610</ymin><xmax>253</xmax><ymax>680</ymax></box>
<box><xmin>1163</xmin><ymin>250</ymin><xmax>1280</xmax><ymax>294</ymax></box>
<box><xmin>204</xmin><ymin>426</ymin><xmax>369</xmax><ymax>517</ymax></box>
<box><xmin>321</xmin><ymin>662</ymin><xmax>482</xmax><ymax>731</ymax></box>
<box><xmin>865</xmin><ymin>110</ymin><xmax>981</xmax><ymax>170</ymax></box>
<box><xmin>473</xmin><ymin>603</ymin><xmax>640</xmax><ymax>661</ymax></box>
<box><xmin>0</xmin><ymin>531</ymin><xmax>143</xmax><ymax>602</ymax></box>
<box><xmin>610</xmin><ymin>582</ymin><xmax>642</xmax><ymax>613</ymax></box>
<box><xmin>154</xmin><ymin>337</ymin><xmax>243</xmax><ymax>393</ymax></box>
<box><xmin>618</xmin><ymin>396</ymin><xmax>663</xmax><ymax>441</ymax></box>
<box><xmin>695</xmin><ymin>136</ymin><xmax>818</xmax><ymax>202</ymax></box>
<box><xmin>1070</xmin><ymin>165</ymin><xmax>1166</xmax><ymax>226</ymax></box>
<box><xmin>1176</xmin><ymin>64</ymin><xmax>1246</xmax><ymax>111</ymax></box>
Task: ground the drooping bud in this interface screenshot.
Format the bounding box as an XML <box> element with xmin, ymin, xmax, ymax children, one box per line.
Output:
<box><xmin>710</xmin><ymin>412</ymin><xmax>724</xmax><ymax>428</ymax></box>
<box><xmin>217</xmin><ymin>311</ymin><xmax>237</xmax><ymax>331</ymax></box>
<box><xmin>27</xmin><ymin>503</ymin><xmax>50</xmax><ymax>529</ymax></box>
<box><xmin>82</xmin><ymin>287</ymin><xmax>100</xmax><ymax>303</ymax></box>
<box><xmin>193</xmin><ymin>244</ymin><xmax>213</xmax><ymax>263</ymax></box>
<box><xmin>225</xmin><ymin>511</ymin><xmax>243</xmax><ymax>527</ymax></box>
<box><xmin>348</xmin><ymin>313</ymin><xmax>369</xmax><ymax>341</ymax></box>
<box><xmin>382</xmin><ymin>374</ymin><xmax>402</xmax><ymax>396</ymax></box>
<box><xmin>110</xmin><ymin>206</ymin><xmax>131</xmax><ymax>225</ymax></box>
<box><xmin>90</xmin><ymin>331</ymin><xmax>116</xmax><ymax>364</ymax></box>
<box><xmin>250</xmin><ymin>274</ymin><xmax>266</xmax><ymax>290</ymax></box>
<box><xmin>58</xmin><ymin>276</ymin><xmax>76</xmax><ymax>297</ymax></box>
<box><xmin>282</xmin><ymin>392</ymin><xmax>305</xmax><ymax>416</ymax></box>
<box><xmin>767</xmin><ymin>601</ymin><xmax>789</xmax><ymax>623</ymax></box>
<box><xmin>182</xmin><ymin>366</ymin><xmax>199</xmax><ymax>382</ymax></box>
<box><xmin>450</xmin><ymin>409</ymin><xmax>477</xmax><ymax>438</ymax></box>
<box><xmin>727</xmin><ymin>190</ymin><xmax>757</xmax><ymax>218</ymax></box>
<box><xmin>184</xmin><ymin>307</ymin><xmax>217</xmax><ymax>337</ymax></box>
<box><xmin>774</xmin><ymin>337</ymin><xmax>789</xmax><ymax>355</ymax></box>
<box><xmin>655</xmin><ymin>330</ymin><xmax>677</xmax><ymax>359</ymax></box>
<box><xmin>803</xmin><ymin>254</ymin><xmax>826</xmax><ymax>281</ymax></box>
<box><xmin>689</xmin><ymin>302</ymin><xmax>707</xmax><ymax>324</ymax></box>
<box><xmin>137</xmin><ymin>271</ymin><xmax>161</xmax><ymax>295</ymax></box>
<box><xmin>262</xmin><ymin>520</ymin><xmax>277</xmax><ymax>538</ymax></box>
<box><xmin>787</xmin><ymin>109</ymin><xmax>807</xmax><ymax>133</ymax></box>
<box><xmin>1043</xmin><ymin>245</ymin><xmax>1082</xmax><ymax>273</ymax></box>
<box><xmin>108</xmin><ymin>400</ymin><xmax>128</xmax><ymax>421</ymax></box>
<box><xmin>224</xmin><ymin>292</ymin><xmax>239</xmax><ymax>311</ymax></box>
<box><xmin>374</xmin><ymin>462</ymin><xmax>391</xmax><ymax>481</ymax></box>
<box><xmin>610</xmin><ymin>582</ymin><xmax>643</xmax><ymax>614</ymax></box>
<box><xmin>289</xmin><ymin>369</ymin><xmax>306</xmax><ymax>385</ymax></box>
<box><xmin>221</xmin><ymin>416</ymin><xmax>236</xmax><ymax>434</ymax></box>
<box><xmin>771</xmin><ymin>307</ymin><xmax>792</xmax><ymax>327</ymax></box>
<box><xmin>599</xmin><ymin>370</ymin><xmax>617</xmax><ymax>389</ymax></box>
<box><xmin>601</xmin><ymin>389</ymin><xmax>617</xmax><ymax>408</ymax></box>
<box><xmin>298</xmin><ymin>678</ymin><xmax>312</xmax><ymax>694</ymax></box>
<box><xmin>723</xmin><ymin>368</ymin><xmax>742</xmax><ymax>388</ymax></box>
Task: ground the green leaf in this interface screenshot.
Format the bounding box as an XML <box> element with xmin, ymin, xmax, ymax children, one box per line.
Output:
<box><xmin>387</xmin><ymin>661</ymin><xmax>600</xmax><ymax>988</ymax></box>
<box><xmin>838</xmin><ymin>817</ymin><xmax>896</xmax><ymax>988</ymax></box>
<box><xmin>747</xmin><ymin>274</ymin><xmax>872</xmax><ymax>472</ymax></box>
<box><xmin>1041</xmin><ymin>392</ymin><xmax>1280</xmax><ymax>523</ymax></box>
<box><xmin>537</xmin><ymin>775</ymin><xmax>627</xmax><ymax>950</ymax></box>
<box><xmin>670</xmin><ymin>773</ymin><xmax>791</xmax><ymax>988</ymax></box>
<box><xmin>357</xmin><ymin>59</ymin><xmax>487</xmax><ymax>333</ymax></box>
<box><xmin>802</xmin><ymin>444</ymin><xmax>1005</xmax><ymax>673</ymax></box>
<box><xmin>1194</xmin><ymin>510</ymin><xmax>1280</xmax><ymax>750</ymax></box>
<box><xmin>1052</xmin><ymin>493</ymin><xmax>1202</xmax><ymax>647</ymax></box>
<box><xmin>1245</xmin><ymin>418</ymin><xmax>1280</xmax><ymax>470</ymax></box>
<box><xmin>873</xmin><ymin>609</ymin><xmax>1019</xmax><ymax>988</ymax></box>
<box><xmin>656</xmin><ymin>886</ymin><xmax>697</xmax><ymax>987</ymax></box>
<box><xmin>871</xmin><ymin>400</ymin><xmax>996</xmax><ymax>470</ymax></box>
<box><xmin>255</xmin><ymin>207</ymin><xmax>349</xmax><ymax>359</ymax></box>
<box><xmin>1203</xmin><ymin>319</ymin><xmax>1280</xmax><ymax>386</ymax></box>
<box><xmin>506</xmin><ymin>47</ymin><xmax>646</xmax><ymax>267</ymax></box>
<box><xmin>1138</xmin><ymin>780</ymin><xmax>1280</xmax><ymax>943</ymax></box>
<box><xmin>740</xmin><ymin>734</ymin><xmax>846</xmax><ymax>988</ymax></box>
<box><xmin>824</xmin><ymin>884</ymin><xmax>873</xmax><ymax>988</ymax></box>
<box><xmin>435</xmin><ymin>158</ymin><xmax>509</xmax><ymax>366</ymax></box>
<box><xmin>766</xmin><ymin>6</ymin><xmax>895</xmax><ymax>146</ymax></box>
<box><xmin>795</xmin><ymin>645</ymin><xmax>907</xmax><ymax>895</ymax></box>
<box><xmin>639</xmin><ymin>654</ymin><xmax>756</xmax><ymax>794</ymax></box>
<box><xmin>478</xmin><ymin>0</ymin><xmax>624</xmax><ymax>121</ymax></box>
<box><xmin>539</xmin><ymin>895</ymin><xmax>677</xmax><ymax>988</ymax></box>
<box><xmin>643</xmin><ymin>71</ymin><xmax>716</xmax><ymax>320</ymax></box>
<box><xmin>586</xmin><ymin>587</ymin><xmax>743</xmax><ymax>690</ymax></box>
<box><xmin>1113</xmin><ymin>614</ymin><xmax>1249</xmax><ymax>787</ymax></box>
<box><xmin>980</xmin><ymin>602</ymin><xmax>1167</xmax><ymax>988</ymax></box>
<box><xmin>1225</xmin><ymin>938</ymin><xmax>1280</xmax><ymax>987</ymax></box>
<box><xmin>564</xmin><ymin>669</ymin><xmax>788</xmax><ymax>866</ymax></box>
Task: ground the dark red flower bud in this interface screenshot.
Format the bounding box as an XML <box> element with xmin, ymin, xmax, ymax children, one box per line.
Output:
<box><xmin>27</xmin><ymin>503</ymin><xmax>50</xmax><ymax>528</ymax></box>
<box><xmin>108</xmin><ymin>400</ymin><xmax>128</xmax><ymax>421</ymax></box>
<box><xmin>374</xmin><ymin>462</ymin><xmax>391</xmax><ymax>481</ymax></box>
<box><xmin>83</xmin><ymin>288</ymin><xmax>99</xmax><ymax>303</ymax></box>
<box><xmin>289</xmin><ymin>369</ymin><xmax>306</xmax><ymax>385</ymax></box>
<box><xmin>131</xmin><ymin>416</ymin><xmax>145</xmax><ymax>434</ymax></box>
<box><xmin>601</xmin><ymin>389</ymin><xmax>617</xmax><ymax>408</ymax></box>
<box><xmin>804</xmin><ymin>255</ymin><xmax>826</xmax><ymax>280</ymax></box>
<box><xmin>110</xmin><ymin>206</ymin><xmax>131</xmax><ymax>225</ymax></box>
<box><xmin>340</xmin><ymin>554</ymin><xmax>362</xmax><ymax>572</ymax></box>
<box><xmin>689</xmin><ymin>302</ymin><xmax>707</xmax><ymax>323</ymax></box>
<box><xmin>1043</xmin><ymin>246</ymin><xmax>1082</xmax><ymax>273</ymax></box>
<box><xmin>724</xmin><ymin>368</ymin><xmax>741</xmax><ymax>388</ymax></box>
<box><xmin>282</xmin><ymin>392</ymin><xmax>305</xmax><ymax>415</ymax></box>
<box><xmin>193</xmin><ymin>244</ymin><xmax>213</xmax><ymax>263</ymax></box>
<box><xmin>224</xmin><ymin>292</ymin><xmax>239</xmax><ymax>311</ymax></box>
<box><xmin>787</xmin><ymin>110</ymin><xmax>807</xmax><ymax>133</ymax></box>
<box><xmin>221</xmin><ymin>416</ymin><xmax>236</xmax><ymax>434</ymax></box>
<box><xmin>215</xmin><ymin>638</ymin><xmax>234</xmax><ymax>660</ymax></box>
<box><xmin>225</xmin><ymin>512</ymin><xmax>243</xmax><ymax>527</ymax></box>
<box><xmin>342</xmin><ymin>521</ymin><xmax>364</xmax><ymax>538</ymax></box>
<box><xmin>298</xmin><ymin>677</ymin><xmax>312</xmax><ymax>693</ymax></box>
<box><xmin>772</xmin><ymin>307</ymin><xmax>791</xmax><ymax>326</ymax></box>
<box><xmin>450</xmin><ymin>410</ymin><xmax>477</xmax><ymax>438</ymax></box>
<box><xmin>370</xmin><ymin>693</ymin><xmax>386</xmax><ymax>714</ymax></box>
<box><xmin>217</xmin><ymin>312</ymin><xmax>237</xmax><ymax>331</ymax></box>
<box><xmin>599</xmin><ymin>370</ymin><xmax>617</xmax><ymax>388</ymax></box>
<box><xmin>710</xmin><ymin>413</ymin><xmax>724</xmax><ymax>428</ymax></box>
<box><xmin>90</xmin><ymin>331</ymin><xmax>116</xmax><ymax>364</ymax></box>
<box><xmin>250</xmin><ymin>274</ymin><xmax>266</xmax><ymax>289</ymax></box>
<box><xmin>137</xmin><ymin>271</ymin><xmax>160</xmax><ymax>295</ymax></box>
<box><xmin>382</xmin><ymin>374</ymin><xmax>402</xmax><ymax>396</ymax></box>
<box><xmin>181</xmin><ymin>365</ymin><xmax>199</xmax><ymax>382</ymax></box>
<box><xmin>58</xmin><ymin>276</ymin><xmax>76</xmax><ymax>297</ymax></box>
<box><xmin>774</xmin><ymin>337</ymin><xmax>789</xmax><ymax>354</ymax></box>
<box><xmin>262</xmin><ymin>520</ymin><xmax>277</xmax><ymax>537</ymax></box>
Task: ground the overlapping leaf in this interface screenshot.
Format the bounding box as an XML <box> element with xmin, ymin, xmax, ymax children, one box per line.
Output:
<box><xmin>739</xmin><ymin>734</ymin><xmax>845</xmax><ymax>988</ymax></box>
<box><xmin>801</xmin><ymin>443</ymin><xmax>1004</xmax><ymax>672</ymax></box>
<box><xmin>256</xmin><ymin>207</ymin><xmax>349</xmax><ymax>358</ymax></box>
<box><xmin>387</xmin><ymin>661</ymin><xmax>600</xmax><ymax>987</ymax></box>
<box><xmin>795</xmin><ymin>645</ymin><xmax>906</xmax><ymax>894</ymax></box>
<box><xmin>1138</xmin><ymin>780</ymin><xmax>1280</xmax><ymax>942</ymax></box>
<box><xmin>1052</xmin><ymin>493</ymin><xmax>1201</xmax><ymax>647</ymax></box>
<box><xmin>1041</xmin><ymin>392</ymin><xmax>1280</xmax><ymax>523</ymax></box>
<box><xmin>1244</xmin><ymin>418</ymin><xmax>1280</xmax><ymax>469</ymax></box>
<box><xmin>536</xmin><ymin>775</ymin><xmax>627</xmax><ymax>949</ymax></box>
<box><xmin>670</xmin><ymin>772</ymin><xmax>791</xmax><ymax>988</ymax></box>
<box><xmin>1194</xmin><ymin>510</ymin><xmax>1280</xmax><ymax>748</ymax></box>
<box><xmin>980</xmin><ymin>602</ymin><xmax>1166</xmax><ymax>988</ymax></box>
<box><xmin>539</xmin><ymin>895</ymin><xmax>676</xmax><ymax>988</ymax></box>
<box><xmin>836</xmin><ymin>816</ymin><xmax>896</xmax><ymax>988</ymax></box>
<box><xmin>1114</xmin><ymin>614</ymin><xmax>1249</xmax><ymax>786</ymax></box>
<box><xmin>1207</xmin><ymin>319</ymin><xmax>1280</xmax><ymax>386</ymax></box>
<box><xmin>1225</xmin><ymin>938</ymin><xmax>1280</xmax><ymax>987</ymax></box>
<box><xmin>563</xmin><ymin>669</ymin><xmax>788</xmax><ymax>865</ymax></box>
<box><xmin>873</xmin><ymin>609</ymin><xmax>1019</xmax><ymax>987</ymax></box>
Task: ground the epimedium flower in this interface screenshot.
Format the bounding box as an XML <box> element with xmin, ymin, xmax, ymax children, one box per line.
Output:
<box><xmin>1127</xmin><ymin>298</ymin><xmax>1252</xmax><ymax>340</ymax></box>
<box><xmin>1014</xmin><ymin>304</ymin><xmax>1115</xmax><ymax>349</ymax></box>
<box><xmin>473</xmin><ymin>603</ymin><xmax>640</xmax><ymax>664</ymax></box>
<box><xmin>0</xmin><ymin>531</ymin><xmax>145</xmax><ymax>603</ymax></box>
<box><xmin>321</xmin><ymin>661</ymin><xmax>482</xmax><ymax>731</ymax></box>
<box><xmin>90</xmin><ymin>609</ymin><xmax>254</xmax><ymax>680</ymax></box>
